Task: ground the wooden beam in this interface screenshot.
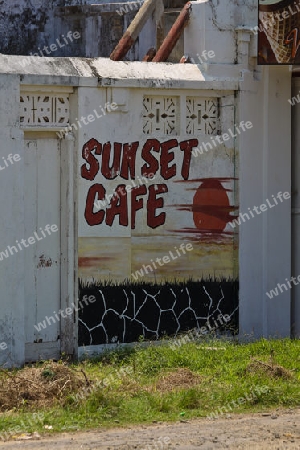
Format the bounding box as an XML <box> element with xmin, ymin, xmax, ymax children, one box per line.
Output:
<box><xmin>110</xmin><ymin>0</ymin><xmax>160</xmax><ymax>61</ymax></box>
<box><xmin>153</xmin><ymin>2</ymin><xmax>191</xmax><ymax>62</ymax></box>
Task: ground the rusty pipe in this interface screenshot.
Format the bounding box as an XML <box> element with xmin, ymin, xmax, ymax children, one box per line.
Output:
<box><xmin>110</xmin><ymin>0</ymin><xmax>158</xmax><ymax>61</ymax></box>
<box><xmin>179</xmin><ymin>55</ymin><xmax>191</xmax><ymax>63</ymax></box>
<box><xmin>143</xmin><ymin>47</ymin><xmax>157</xmax><ymax>61</ymax></box>
<box><xmin>153</xmin><ymin>2</ymin><xmax>191</xmax><ymax>63</ymax></box>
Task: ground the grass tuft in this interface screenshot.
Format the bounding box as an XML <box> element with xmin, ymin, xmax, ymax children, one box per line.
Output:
<box><xmin>0</xmin><ymin>338</ymin><xmax>299</xmax><ymax>440</ymax></box>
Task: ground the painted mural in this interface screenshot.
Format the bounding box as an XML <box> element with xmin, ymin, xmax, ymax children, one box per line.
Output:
<box><xmin>78</xmin><ymin>92</ymin><xmax>239</xmax><ymax>347</ymax></box>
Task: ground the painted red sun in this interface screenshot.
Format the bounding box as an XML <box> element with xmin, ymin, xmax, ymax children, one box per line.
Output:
<box><xmin>193</xmin><ymin>179</ymin><xmax>231</xmax><ymax>232</ymax></box>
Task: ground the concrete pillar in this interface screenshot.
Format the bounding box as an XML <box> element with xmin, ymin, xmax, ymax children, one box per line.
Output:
<box><xmin>291</xmin><ymin>76</ymin><xmax>300</xmax><ymax>338</ymax></box>
<box><xmin>239</xmin><ymin>66</ymin><xmax>292</xmax><ymax>338</ymax></box>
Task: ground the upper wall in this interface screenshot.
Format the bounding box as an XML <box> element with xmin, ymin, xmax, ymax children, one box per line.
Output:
<box><xmin>0</xmin><ymin>0</ymin><xmax>147</xmax><ymax>59</ymax></box>
<box><xmin>0</xmin><ymin>0</ymin><xmax>187</xmax><ymax>62</ymax></box>
<box><xmin>184</xmin><ymin>0</ymin><xmax>258</xmax><ymax>64</ymax></box>
<box><xmin>0</xmin><ymin>0</ymin><xmax>258</xmax><ymax>63</ymax></box>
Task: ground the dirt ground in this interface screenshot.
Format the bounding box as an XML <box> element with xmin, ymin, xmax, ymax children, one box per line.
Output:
<box><xmin>0</xmin><ymin>408</ymin><xmax>299</xmax><ymax>449</ymax></box>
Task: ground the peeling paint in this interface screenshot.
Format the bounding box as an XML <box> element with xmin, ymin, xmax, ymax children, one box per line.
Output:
<box><xmin>0</xmin><ymin>1</ymin><xmax>142</xmax><ymax>60</ymax></box>
<box><xmin>37</xmin><ymin>254</ymin><xmax>56</xmax><ymax>268</ymax></box>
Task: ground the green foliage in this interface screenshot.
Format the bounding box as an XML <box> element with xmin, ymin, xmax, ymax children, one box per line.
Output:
<box><xmin>0</xmin><ymin>338</ymin><xmax>299</xmax><ymax>439</ymax></box>
<box><xmin>41</xmin><ymin>368</ymin><xmax>55</xmax><ymax>379</ymax></box>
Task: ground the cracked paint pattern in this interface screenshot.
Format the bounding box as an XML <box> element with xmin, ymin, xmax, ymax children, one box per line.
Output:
<box><xmin>78</xmin><ymin>281</ymin><xmax>238</xmax><ymax>346</ymax></box>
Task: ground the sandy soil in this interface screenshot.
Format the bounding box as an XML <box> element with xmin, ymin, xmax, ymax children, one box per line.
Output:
<box><xmin>0</xmin><ymin>408</ymin><xmax>299</xmax><ymax>449</ymax></box>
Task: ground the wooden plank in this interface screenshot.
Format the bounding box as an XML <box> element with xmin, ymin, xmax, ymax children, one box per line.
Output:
<box><xmin>24</xmin><ymin>140</ymin><xmax>38</xmax><ymax>344</ymax></box>
<box><xmin>24</xmin><ymin>139</ymin><xmax>61</xmax><ymax>358</ymax></box>
<box><xmin>60</xmin><ymin>133</ymin><xmax>77</xmax><ymax>358</ymax></box>
<box><xmin>36</xmin><ymin>139</ymin><xmax>61</xmax><ymax>343</ymax></box>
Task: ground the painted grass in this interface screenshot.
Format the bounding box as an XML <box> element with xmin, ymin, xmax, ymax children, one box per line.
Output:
<box><xmin>0</xmin><ymin>338</ymin><xmax>299</xmax><ymax>440</ymax></box>
<box><xmin>79</xmin><ymin>276</ymin><xmax>239</xmax><ymax>288</ymax></box>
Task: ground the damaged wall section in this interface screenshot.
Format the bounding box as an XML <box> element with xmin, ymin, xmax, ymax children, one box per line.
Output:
<box><xmin>0</xmin><ymin>0</ymin><xmax>147</xmax><ymax>59</ymax></box>
<box><xmin>0</xmin><ymin>0</ymin><xmax>187</xmax><ymax>61</ymax></box>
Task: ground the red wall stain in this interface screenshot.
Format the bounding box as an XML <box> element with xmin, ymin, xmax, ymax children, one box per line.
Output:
<box><xmin>37</xmin><ymin>254</ymin><xmax>54</xmax><ymax>268</ymax></box>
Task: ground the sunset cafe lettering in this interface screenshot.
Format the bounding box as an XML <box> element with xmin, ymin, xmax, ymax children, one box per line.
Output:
<box><xmin>81</xmin><ymin>138</ymin><xmax>198</xmax><ymax>229</ymax></box>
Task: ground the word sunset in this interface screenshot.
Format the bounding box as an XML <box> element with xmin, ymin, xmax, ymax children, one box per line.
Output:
<box><xmin>81</xmin><ymin>137</ymin><xmax>198</xmax><ymax>229</ymax></box>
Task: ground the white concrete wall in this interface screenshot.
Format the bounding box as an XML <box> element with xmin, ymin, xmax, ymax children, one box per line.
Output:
<box><xmin>0</xmin><ymin>0</ymin><xmax>156</xmax><ymax>61</ymax></box>
<box><xmin>185</xmin><ymin>0</ymin><xmax>292</xmax><ymax>338</ymax></box>
<box><xmin>292</xmin><ymin>77</ymin><xmax>300</xmax><ymax>338</ymax></box>
<box><xmin>0</xmin><ymin>75</ymin><xmax>25</xmax><ymax>367</ymax></box>
<box><xmin>185</xmin><ymin>0</ymin><xmax>257</xmax><ymax>64</ymax></box>
<box><xmin>0</xmin><ymin>0</ymin><xmax>295</xmax><ymax>367</ymax></box>
<box><xmin>238</xmin><ymin>67</ymin><xmax>291</xmax><ymax>338</ymax></box>
<box><xmin>0</xmin><ymin>55</ymin><xmax>239</xmax><ymax>366</ymax></box>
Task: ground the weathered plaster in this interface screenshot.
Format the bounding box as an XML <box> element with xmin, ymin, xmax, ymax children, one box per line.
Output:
<box><xmin>0</xmin><ymin>74</ymin><xmax>25</xmax><ymax>367</ymax></box>
<box><xmin>0</xmin><ymin>0</ymin><xmax>144</xmax><ymax>59</ymax></box>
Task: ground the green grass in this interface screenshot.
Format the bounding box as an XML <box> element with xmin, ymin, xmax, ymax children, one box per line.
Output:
<box><xmin>0</xmin><ymin>338</ymin><xmax>299</xmax><ymax>440</ymax></box>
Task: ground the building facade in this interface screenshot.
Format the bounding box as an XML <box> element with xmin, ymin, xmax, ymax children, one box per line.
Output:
<box><xmin>0</xmin><ymin>0</ymin><xmax>297</xmax><ymax>367</ymax></box>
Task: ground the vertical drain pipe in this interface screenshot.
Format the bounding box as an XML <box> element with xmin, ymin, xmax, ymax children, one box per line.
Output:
<box><xmin>110</xmin><ymin>0</ymin><xmax>159</xmax><ymax>61</ymax></box>
<box><xmin>153</xmin><ymin>2</ymin><xmax>191</xmax><ymax>63</ymax></box>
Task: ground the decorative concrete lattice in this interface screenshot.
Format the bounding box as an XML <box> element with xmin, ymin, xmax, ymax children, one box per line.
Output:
<box><xmin>186</xmin><ymin>97</ymin><xmax>219</xmax><ymax>135</ymax></box>
<box><xmin>20</xmin><ymin>93</ymin><xmax>70</xmax><ymax>127</ymax></box>
<box><xmin>78</xmin><ymin>281</ymin><xmax>239</xmax><ymax>346</ymax></box>
<box><xmin>143</xmin><ymin>96</ymin><xmax>179</xmax><ymax>135</ymax></box>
